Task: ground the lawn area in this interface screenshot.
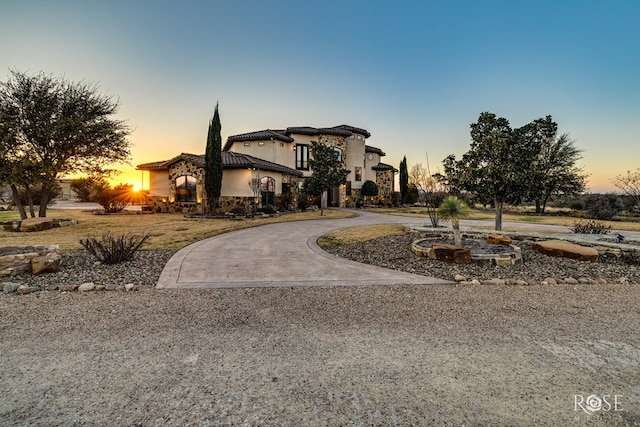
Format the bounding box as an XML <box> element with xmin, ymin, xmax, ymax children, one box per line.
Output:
<box><xmin>0</xmin><ymin>208</ymin><xmax>356</xmax><ymax>250</ymax></box>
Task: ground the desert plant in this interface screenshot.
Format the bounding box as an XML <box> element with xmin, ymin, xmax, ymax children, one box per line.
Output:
<box><xmin>80</xmin><ymin>232</ymin><xmax>150</xmax><ymax>264</ymax></box>
<box><xmin>570</xmin><ymin>220</ymin><xmax>612</xmax><ymax>234</ymax></box>
<box><xmin>438</xmin><ymin>196</ymin><xmax>470</xmax><ymax>246</ymax></box>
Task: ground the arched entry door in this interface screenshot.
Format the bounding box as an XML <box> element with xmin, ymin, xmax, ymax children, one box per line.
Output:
<box><xmin>261</xmin><ymin>176</ymin><xmax>275</xmax><ymax>207</ymax></box>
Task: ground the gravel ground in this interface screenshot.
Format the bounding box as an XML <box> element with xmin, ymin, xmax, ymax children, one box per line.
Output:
<box><xmin>2</xmin><ymin>240</ymin><xmax>640</xmax><ymax>425</ymax></box>
<box><xmin>327</xmin><ymin>233</ymin><xmax>640</xmax><ymax>284</ymax></box>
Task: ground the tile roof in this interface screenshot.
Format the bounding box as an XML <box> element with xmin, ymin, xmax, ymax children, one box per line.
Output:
<box><xmin>284</xmin><ymin>126</ymin><xmax>353</xmax><ymax>137</ymax></box>
<box><xmin>372</xmin><ymin>162</ymin><xmax>397</xmax><ymax>172</ymax></box>
<box><xmin>137</xmin><ymin>152</ymin><xmax>303</xmax><ymax>176</ymax></box>
<box><xmin>332</xmin><ymin>125</ymin><xmax>371</xmax><ymax>138</ymax></box>
<box><xmin>224</xmin><ymin>124</ymin><xmax>371</xmax><ymax>151</ymax></box>
<box><xmin>224</xmin><ymin>130</ymin><xmax>293</xmax><ymax>151</ymax></box>
<box><xmin>365</xmin><ymin>145</ymin><xmax>386</xmax><ymax>156</ymax></box>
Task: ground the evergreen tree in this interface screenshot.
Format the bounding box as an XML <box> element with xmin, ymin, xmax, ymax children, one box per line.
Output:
<box><xmin>205</xmin><ymin>103</ymin><xmax>223</xmax><ymax>213</ymax></box>
<box><xmin>399</xmin><ymin>156</ymin><xmax>409</xmax><ymax>203</ymax></box>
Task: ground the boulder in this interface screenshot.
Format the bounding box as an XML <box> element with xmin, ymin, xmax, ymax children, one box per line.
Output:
<box><xmin>31</xmin><ymin>253</ymin><xmax>61</xmax><ymax>275</ymax></box>
<box><xmin>532</xmin><ymin>240</ymin><xmax>599</xmax><ymax>262</ymax></box>
<box><xmin>428</xmin><ymin>243</ymin><xmax>471</xmax><ymax>264</ymax></box>
<box><xmin>486</xmin><ymin>233</ymin><xmax>512</xmax><ymax>245</ymax></box>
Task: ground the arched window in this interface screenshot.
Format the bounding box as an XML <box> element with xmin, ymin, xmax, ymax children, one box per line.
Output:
<box><xmin>260</xmin><ymin>176</ymin><xmax>275</xmax><ymax>206</ymax></box>
<box><xmin>175</xmin><ymin>175</ymin><xmax>197</xmax><ymax>202</ymax></box>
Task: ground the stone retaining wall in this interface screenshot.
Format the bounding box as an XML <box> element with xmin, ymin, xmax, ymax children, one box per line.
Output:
<box><xmin>0</xmin><ymin>245</ymin><xmax>61</xmax><ymax>276</ymax></box>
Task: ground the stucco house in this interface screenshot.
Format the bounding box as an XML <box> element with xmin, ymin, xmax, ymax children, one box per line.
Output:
<box><xmin>136</xmin><ymin>124</ymin><xmax>396</xmax><ymax>213</ymax></box>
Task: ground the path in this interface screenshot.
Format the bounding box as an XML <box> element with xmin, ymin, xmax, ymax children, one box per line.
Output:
<box><xmin>157</xmin><ymin>210</ymin><xmax>639</xmax><ymax>289</ymax></box>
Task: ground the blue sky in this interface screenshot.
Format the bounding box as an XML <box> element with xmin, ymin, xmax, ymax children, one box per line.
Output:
<box><xmin>1</xmin><ymin>0</ymin><xmax>638</xmax><ymax>192</ymax></box>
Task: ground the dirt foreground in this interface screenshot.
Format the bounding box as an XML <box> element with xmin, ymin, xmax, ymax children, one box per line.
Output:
<box><xmin>1</xmin><ymin>284</ymin><xmax>639</xmax><ymax>426</ymax></box>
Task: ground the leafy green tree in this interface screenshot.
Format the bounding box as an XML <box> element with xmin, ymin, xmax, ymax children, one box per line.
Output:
<box><xmin>70</xmin><ymin>176</ymin><xmax>110</xmax><ymax>202</ymax></box>
<box><xmin>443</xmin><ymin>112</ymin><xmax>586</xmax><ymax>229</ymax></box>
<box><xmin>443</xmin><ymin>112</ymin><xmax>521</xmax><ymax>230</ymax></box>
<box><xmin>205</xmin><ymin>103</ymin><xmax>223</xmax><ymax>214</ymax></box>
<box><xmin>518</xmin><ymin>116</ymin><xmax>587</xmax><ymax>213</ymax></box>
<box><xmin>303</xmin><ymin>141</ymin><xmax>350</xmax><ymax>216</ymax></box>
<box><xmin>399</xmin><ymin>156</ymin><xmax>409</xmax><ymax>203</ymax></box>
<box><xmin>361</xmin><ymin>180</ymin><xmax>379</xmax><ymax>202</ymax></box>
<box><xmin>0</xmin><ymin>70</ymin><xmax>131</xmax><ymax>217</ymax></box>
<box><xmin>438</xmin><ymin>196</ymin><xmax>470</xmax><ymax>246</ymax></box>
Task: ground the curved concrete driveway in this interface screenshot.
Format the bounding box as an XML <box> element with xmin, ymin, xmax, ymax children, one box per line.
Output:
<box><xmin>157</xmin><ymin>210</ymin><xmax>640</xmax><ymax>289</ymax></box>
<box><xmin>157</xmin><ymin>210</ymin><xmax>452</xmax><ymax>289</ymax></box>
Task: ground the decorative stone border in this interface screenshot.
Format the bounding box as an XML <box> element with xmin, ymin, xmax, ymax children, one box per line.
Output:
<box><xmin>2</xmin><ymin>218</ymin><xmax>78</xmax><ymax>232</ymax></box>
<box><xmin>411</xmin><ymin>238</ymin><xmax>522</xmax><ymax>266</ymax></box>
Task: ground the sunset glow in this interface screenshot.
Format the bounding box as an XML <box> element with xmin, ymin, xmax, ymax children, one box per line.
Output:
<box><xmin>2</xmin><ymin>1</ymin><xmax>638</xmax><ymax>194</ymax></box>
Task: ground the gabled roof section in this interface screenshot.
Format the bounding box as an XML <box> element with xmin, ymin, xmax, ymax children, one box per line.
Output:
<box><xmin>365</xmin><ymin>145</ymin><xmax>386</xmax><ymax>156</ymax></box>
<box><xmin>224</xmin><ymin>129</ymin><xmax>293</xmax><ymax>151</ymax></box>
<box><xmin>332</xmin><ymin>125</ymin><xmax>371</xmax><ymax>138</ymax></box>
<box><xmin>136</xmin><ymin>153</ymin><xmax>204</xmax><ymax>170</ymax></box>
<box><xmin>137</xmin><ymin>152</ymin><xmax>303</xmax><ymax>177</ymax></box>
<box><xmin>222</xmin><ymin>151</ymin><xmax>303</xmax><ymax>176</ymax></box>
<box><xmin>372</xmin><ymin>162</ymin><xmax>397</xmax><ymax>172</ymax></box>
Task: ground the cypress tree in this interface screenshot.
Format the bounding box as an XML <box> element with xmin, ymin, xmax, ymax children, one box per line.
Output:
<box><xmin>399</xmin><ymin>156</ymin><xmax>409</xmax><ymax>204</ymax></box>
<box><xmin>205</xmin><ymin>103</ymin><xmax>223</xmax><ymax>213</ymax></box>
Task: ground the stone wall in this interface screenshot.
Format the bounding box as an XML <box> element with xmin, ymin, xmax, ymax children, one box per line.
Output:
<box><xmin>0</xmin><ymin>245</ymin><xmax>60</xmax><ymax>276</ymax></box>
<box><xmin>376</xmin><ymin>170</ymin><xmax>395</xmax><ymax>202</ymax></box>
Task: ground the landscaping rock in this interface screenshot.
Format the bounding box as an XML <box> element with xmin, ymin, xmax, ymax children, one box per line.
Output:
<box><xmin>31</xmin><ymin>253</ymin><xmax>61</xmax><ymax>275</ymax></box>
<box><xmin>428</xmin><ymin>243</ymin><xmax>471</xmax><ymax>264</ymax></box>
<box><xmin>17</xmin><ymin>284</ymin><xmax>39</xmax><ymax>294</ymax></box>
<box><xmin>532</xmin><ymin>240</ymin><xmax>599</xmax><ymax>262</ymax></box>
<box><xmin>59</xmin><ymin>284</ymin><xmax>79</xmax><ymax>292</ymax></box>
<box><xmin>78</xmin><ymin>282</ymin><xmax>96</xmax><ymax>292</ymax></box>
<box><xmin>486</xmin><ymin>233</ymin><xmax>512</xmax><ymax>245</ymax></box>
<box><xmin>454</xmin><ymin>274</ymin><xmax>466</xmax><ymax>282</ymax></box>
<box><xmin>564</xmin><ymin>277</ymin><xmax>579</xmax><ymax>285</ymax></box>
<box><xmin>2</xmin><ymin>282</ymin><xmax>21</xmax><ymax>293</ymax></box>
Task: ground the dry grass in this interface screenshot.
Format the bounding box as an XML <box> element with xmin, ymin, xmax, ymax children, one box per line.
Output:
<box><xmin>372</xmin><ymin>207</ymin><xmax>640</xmax><ymax>232</ymax></box>
<box><xmin>0</xmin><ymin>209</ymin><xmax>355</xmax><ymax>250</ymax></box>
<box><xmin>317</xmin><ymin>224</ymin><xmax>405</xmax><ymax>249</ymax></box>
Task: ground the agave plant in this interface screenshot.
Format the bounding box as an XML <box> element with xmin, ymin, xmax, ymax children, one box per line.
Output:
<box><xmin>437</xmin><ymin>196</ymin><xmax>470</xmax><ymax>246</ymax></box>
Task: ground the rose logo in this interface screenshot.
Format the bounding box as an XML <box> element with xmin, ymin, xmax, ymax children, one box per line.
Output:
<box><xmin>585</xmin><ymin>395</ymin><xmax>602</xmax><ymax>412</ymax></box>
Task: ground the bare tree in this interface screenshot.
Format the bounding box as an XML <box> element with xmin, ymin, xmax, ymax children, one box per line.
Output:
<box><xmin>612</xmin><ymin>168</ymin><xmax>640</xmax><ymax>210</ymax></box>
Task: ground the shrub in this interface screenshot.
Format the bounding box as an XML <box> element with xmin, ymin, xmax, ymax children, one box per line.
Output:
<box><xmin>570</xmin><ymin>219</ymin><xmax>612</xmax><ymax>234</ymax></box>
<box><xmin>361</xmin><ymin>180</ymin><xmax>379</xmax><ymax>201</ymax></box>
<box><xmin>584</xmin><ymin>193</ymin><xmax>624</xmax><ymax>220</ymax></box>
<box><xmin>275</xmin><ymin>193</ymin><xmax>293</xmax><ymax>211</ymax></box>
<box><xmin>262</xmin><ymin>205</ymin><xmax>276</xmax><ymax>215</ymax></box>
<box><xmin>92</xmin><ymin>184</ymin><xmax>132</xmax><ymax>213</ymax></box>
<box><xmin>80</xmin><ymin>232</ymin><xmax>150</xmax><ymax>264</ymax></box>
<box><xmin>230</xmin><ymin>206</ymin><xmax>246</xmax><ymax>216</ymax></box>
<box><xmin>70</xmin><ymin>176</ymin><xmax>109</xmax><ymax>202</ymax></box>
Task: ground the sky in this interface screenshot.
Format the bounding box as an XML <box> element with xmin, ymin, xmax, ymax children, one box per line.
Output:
<box><xmin>1</xmin><ymin>0</ymin><xmax>638</xmax><ymax>192</ymax></box>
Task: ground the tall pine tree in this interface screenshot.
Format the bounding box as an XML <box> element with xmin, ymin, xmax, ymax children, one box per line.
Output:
<box><xmin>205</xmin><ymin>103</ymin><xmax>223</xmax><ymax>214</ymax></box>
<box><xmin>399</xmin><ymin>156</ymin><xmax>409</xmax><ymax>204</ymax></box>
